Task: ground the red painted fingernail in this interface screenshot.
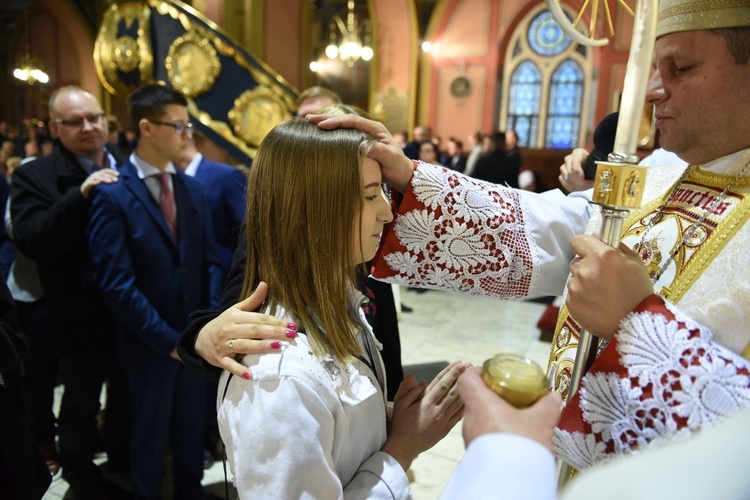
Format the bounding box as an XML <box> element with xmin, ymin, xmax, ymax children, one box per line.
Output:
<box><xmin>271</xmin><ymin>341</ymin><xmax>281</xmax><ymax>349</ymax></box>
<box><xmin>286</xmin><ymin>330</ymin><xmax>297</xmax><ymax>339</ymax></box>
<box><xmin>287</xmin><ymin>322</ymin><xmax>298</xmax><ymax>331</ymax></box>
<box><xmin>242</xmin><ymin>371</ymin><xmax>251</xmax><ymax>380</ymax></box>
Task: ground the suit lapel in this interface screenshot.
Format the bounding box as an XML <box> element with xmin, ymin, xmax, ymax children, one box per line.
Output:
<box><xmin>53</xmin><ymin>145</ymin><xmax>88</xmax><ymax>192</ymax></box>
<box><xmin>121</xmin><ymin>162</ymin><xmax>178</xmax><ymax>248</ymax></box>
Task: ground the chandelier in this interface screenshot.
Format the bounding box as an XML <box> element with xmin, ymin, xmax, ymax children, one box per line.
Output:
<box><xmin>13</xmin><ymin>10</ymin><xmax>49</xmax><ymax>85</ymax></box>
<box><xmin>324</xmin><ymin>0</ymin><xmax>373</xmax><ymax>67</ymax></box>
<box><xmin>14</xmin><ymin>53</ymin><xmax>49</xmax><ymax>85</ymax></box>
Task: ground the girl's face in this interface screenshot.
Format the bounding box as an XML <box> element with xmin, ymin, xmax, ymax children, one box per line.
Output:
<box><xmin>353</xmin><ymin>157</ymin><xmax>393</xmax><ymax>263</ymax></box>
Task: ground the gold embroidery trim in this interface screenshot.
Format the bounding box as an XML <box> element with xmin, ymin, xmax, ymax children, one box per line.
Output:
<box><xmin>665</xmin><ymin>167</ymin><xmax>750</xmax><ymax>302</ymax></box>
<box><xmin>550</xmin><ymin>152</ymin><xmax>750</xmax><ymax>379</ymax></box>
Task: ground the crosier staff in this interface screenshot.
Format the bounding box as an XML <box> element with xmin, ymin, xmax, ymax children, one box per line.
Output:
<box><xmin>545</xmin><ymin>0</ymin><xmax>658</xmax><ymax>487</ymax></box>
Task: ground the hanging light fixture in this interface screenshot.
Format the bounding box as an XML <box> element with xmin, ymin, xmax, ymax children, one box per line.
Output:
<box><xmin>324</xmin><ymin>0</ymin><xmax>373</xmax><ymax>67</ymax></box>
<box><xmin>13</xmin><ymin>9</ymin><xmax>49</xmax><ymax>85</ymax></box>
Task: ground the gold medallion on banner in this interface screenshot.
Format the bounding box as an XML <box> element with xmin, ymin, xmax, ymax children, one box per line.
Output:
<box><xmin>228</xmin><ymin>87</ymin><xmax>292</xmax><ymax>147</ymax></box>
<box><xmin>166</xmin><ymin>31</ymin><xmax>221</xmax><ymax>98</ymax></box>
<box><xmin>113</xmin><ymin>36</ymin><xmax>140</xmax><ymax>73</ymax></box>
<box><xmin>94</xmin><ymin>2</ymin><xmax>153</xmax><ymax>97</ymax></box>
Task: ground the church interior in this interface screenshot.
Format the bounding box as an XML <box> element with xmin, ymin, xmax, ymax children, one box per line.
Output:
<box><xmin>0</xmin><ymin>0</ymin><xmax>661</xmax><ymax>498</ymax></box>
<box><xmin>0</xmin><ymin>0</ymin><xmax>658</xmax><ymax>185</ymax></box>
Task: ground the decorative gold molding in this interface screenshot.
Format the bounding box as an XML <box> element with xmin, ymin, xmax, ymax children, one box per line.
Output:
<box><xmin>228</xmin><ymin>87</ymin><xmax>292</xmax><ymax>147</ymax></box>
<box><xmin>187</xmin><ymin>99</ymin><xmax>257</xmax><ymax>160</ymax></box>
<box><xmin>95</xmin><ymin>0</ymin><xmax>297</xmax><ymax>161</ymax></box>
<box><xmin>94</xmin><ymin>2</ymin><xmax>153</xmax><ymax>97</ymax></box>
<box><xmin>166</xmin><ymin>30</ymin><xmax>221</xmax><ymax>98</ymax></box>
<box><xmin>147</xmin><ymin>0</ymin><xmax>296</xmax><ymax>100</ymax></box>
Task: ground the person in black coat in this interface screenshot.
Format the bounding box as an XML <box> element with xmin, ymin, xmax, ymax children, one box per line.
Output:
<box><xmin>446</xmin><ymin>137</ymin><xmax>467</xmax><ymax>173</ymax></box>
<box><xmin>9</xmin><ymin>86</ymin><xmax>131</xmax><ymax>498</ymax></box>
<box><xmin>472</xmin><ymin>131</ymin><xmax>520</xmax><ymax>188</ymax></box>
<box><xmin>0</xmin><ymin>279</ymin><xmax>51</xmax><ymax>499</ymax></box>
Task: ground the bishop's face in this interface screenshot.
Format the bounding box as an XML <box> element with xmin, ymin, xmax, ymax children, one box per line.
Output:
<box><xmin>646</xmin><ymin>30</ymin><xmax>750</xmax><ymax>165</ymax></box>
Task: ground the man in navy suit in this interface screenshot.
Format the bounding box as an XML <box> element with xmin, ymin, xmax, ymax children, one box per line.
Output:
<box><xmin>88</xmin><ymin>83</ymin><xmax>222</xmax><ymax>499</ymax></box>
<box><xmin>174</xmin><ymin>136</ymin><xmax>246</xmax><ymax>277</ymax></box>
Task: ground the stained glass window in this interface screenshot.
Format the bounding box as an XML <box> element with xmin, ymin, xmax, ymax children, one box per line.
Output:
<box><xmin>546</xmin><ymin>59</ymin><xmax>584</xmax><ymax>148</ymax></box>
<box><xmin>528</xmin><ymin>11</ymin><xmax>571</xmax><ymax>57</ymax></box>
<box><xmin>507</xmin><ymin>61</ymin><xmax>542</xmax><ymax>148</ymax></box>
<box><xmin>501</xmin><ymin>6</ymin><xmax>590</xmax><ymax>148</ymax></box>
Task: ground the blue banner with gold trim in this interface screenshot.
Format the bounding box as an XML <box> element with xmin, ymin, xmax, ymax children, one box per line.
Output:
<box><xmin>94</xmin><ymin>0</ymin><xmax>298</xmax><ymax>164</ymax></box>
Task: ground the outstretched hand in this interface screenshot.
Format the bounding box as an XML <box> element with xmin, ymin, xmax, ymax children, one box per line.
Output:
<box><xmin>307</xmin><ymin>113</ymin><xmax>415</xmax><ymax>193</ymax></box>
<box><xmin>457</xmin><ymin>366</ymin><xmax>561</xmax><ymax>450</ymax></box>
<box><xmin>558</xmin><ymin>148</ymin><xmax>593</xmax><ymax>193</ymax></box>
<box><xmin>382</xmin><ymin>361</ymin><xmax>471</xmax><ymax>471</ymax></box>
<box><xmin>567</xmin><ymin>235</ymin><xmax>654</xmax><ymax>339</ymax></box>
<box><xmin>194</xmin><ymin>282</ymin><xmax>298</xmax><ymax>379</ymax></box>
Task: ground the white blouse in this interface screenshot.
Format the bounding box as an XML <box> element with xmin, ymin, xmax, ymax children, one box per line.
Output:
<box><xmin>217</xmin><ymin>304</ymin><xmax>411</xmax><ymax>499</ymax></box>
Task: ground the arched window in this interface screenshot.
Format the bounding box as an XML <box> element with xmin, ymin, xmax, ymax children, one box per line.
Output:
<box><xmin>501</xmin><ymin>6</ymin><xmax>593</xmax><ymax>149</ymax></box>
<box><xmin>508</xmin><ymin>61</ymin><xmax>542</xmax><ymax>148</ymax></box>
<box><xmin>546</xmin><ymin>59</ymin><xmax>585</xmax><ymax>148</ymax></box>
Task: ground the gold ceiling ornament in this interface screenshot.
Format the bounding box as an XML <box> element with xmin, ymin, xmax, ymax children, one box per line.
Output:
<box><xmin>228</xmin><ymin>87</ymin><xmax>292</xmax><ymax>148</ymax></box>
<box><xmin>165</xmin><ymin>30</ymin><xmax>221</xmax><ymax>98</ymax></box>
<box><xmin>94</xmin><ymin>0</ymin><xmax>297</xmax><ymax>163</ymax></box>
<box><xmin>94</xmin><ymin>2</ymin><xmax>153</xmax><ymax>97</ymax></box>
<box><xmin>546</xmin><ymin>0</ymin><xmax>635</xmax><ymax>47</ymax></box>
<box><xmin>113</xmin><ymin>36</ymin><xmax>141</xmax><ymax>73</ymax></box>
<box><xmin>188</xmin><ymin>23</ymin><xmax>297</xmax><ymax>112</ymax></box>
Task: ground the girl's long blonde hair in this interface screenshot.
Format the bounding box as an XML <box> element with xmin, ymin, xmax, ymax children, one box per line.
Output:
<box><xmin>241</xmin><ymin>118</ymin><xmax>376</xmax><ymax>361</ymax></box>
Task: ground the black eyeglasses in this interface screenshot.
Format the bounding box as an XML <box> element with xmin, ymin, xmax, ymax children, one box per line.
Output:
<box><xmin>148</xmin><ymin>119</ymin><xmax>193</xmax><ymax>136</ymax></box>
<box><xmin>54</xmin><ymin>112</ymin><xmax>106</xmax><ymax>128</ymax></box>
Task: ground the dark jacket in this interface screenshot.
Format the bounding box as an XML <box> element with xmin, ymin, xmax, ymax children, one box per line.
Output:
<box><xmin>9</xmin><ymin>141</ymin><xmax>126</xmax><ymax>357</ymax></box>
<box><xmin>0</xmin><ymin>277</ymin><xmax>51</xmax><ymax>499</ymax></box>
<box><xmin>192</xmin><ymin>157</ymin><xmax>247</xmax><ymax>276</ymax></box>
<box><xmin>473</xmin><ymin>149</ymin><xmax>520</xmax><ymax>188</ymax></box>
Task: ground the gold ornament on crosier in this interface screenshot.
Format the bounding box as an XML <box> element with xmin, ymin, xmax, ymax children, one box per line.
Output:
<box><xmin>165</xmin><ymin>30</ymin><xmax>221</xmax><ymax>98</ymax></box>
<box><xmin>228</xmin><ymin>87</ymin><xmax>292</xmax><ymax>147</ymax></box>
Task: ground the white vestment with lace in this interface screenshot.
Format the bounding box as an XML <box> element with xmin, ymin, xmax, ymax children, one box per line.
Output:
<box><xmin>372</xmin><ymin>151</ymin><xmax>750</xmax><ymax>467</ymax></box>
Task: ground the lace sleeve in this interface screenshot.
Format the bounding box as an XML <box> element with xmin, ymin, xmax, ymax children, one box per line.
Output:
<box><xmin>554</xmin><ymin>294</ymin><xmax>750</xmax><ymax>470</ymax></box>
<box><xmin>371</xmin><ymin>162</ymin><xmax>590</xmax><ymax>298</ymax></box>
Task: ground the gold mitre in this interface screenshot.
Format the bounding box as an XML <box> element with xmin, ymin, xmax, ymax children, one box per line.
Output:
<box><xmin>656</xmin><ymin>0</ymin><xmax>750</xmax><ymax>38</ymax></box>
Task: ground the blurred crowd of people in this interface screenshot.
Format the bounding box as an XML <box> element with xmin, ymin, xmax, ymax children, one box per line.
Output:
<box><xmin>394</xmin><ymin>124</ymin><xmax>543</xmax><ymax>192</ymax></box>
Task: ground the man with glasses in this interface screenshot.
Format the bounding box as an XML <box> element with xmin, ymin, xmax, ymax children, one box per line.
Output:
<box><xmin>10</xmin><ymin>86</ymin><xmax>130</xmax><ymax>498</ymax></box>
<box><xmin>87</xmin><ymin>83</ymin><xmax>222</xmax><ymax>498</ymax></box>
